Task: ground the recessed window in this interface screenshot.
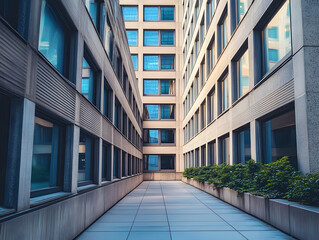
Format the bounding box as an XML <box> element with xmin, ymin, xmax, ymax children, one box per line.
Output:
<box><xmin>126</xmin><ymin>30</ymin><xmax>138</xmax><ymax>46</ymax></box>
<box><xmin>78</xmin><ymin>132</ymin><xmax>95</xmax><ymax>185</ymax></box>
<box><xmin>113</xmin><ymin>147</ymin><xmax>120</xmax><ymax>178</ymax></box>
<box><xmin>220</xmin><ymin>135</ymin><xmax>230</xmax><ymax>164</ymax></box>
<box><xmin>161</xmin><ymin>104</ymin><xmax>175</xmax><ymax>119</ymax></box>
<box><xmin>236</xmin><ymin>127</ymin><xmax>251</xmax><ymax>164</ymax></box>
<box><xmin>143</xmin><ymin>155</ymin><xmax>175</xmax><ymax>171</ymax></box>
<box><xmin>161</xmin><ymin>30</ymin><xmax>175</xmax><ymax>45</ymax></box>
<box><xmin>219</xmin><ymin>74</ymin><xmax>229</xmax><ymax>114</ymax></box>
<box><xmin>104</xmin><ymin>15</ymin><xmax>114</xmax><ymax>59</ymax></box>
<box><xmin>200</xmin><ymin>100</ymin><xmax>206</xmax><ymax>130</ymax></box>
<box><xmin>161</xmin><ymin>129</ymin><xmax>175</xmax><ymax>144</ymax></box>
<box><xmin>102</xmin><ymin>142</ymin><xmax>111</xmax><ymax>181</ymax></box>
<box><xmin>262</xmin><ymin>109</ymin><xmax>297</xmax><ymax>167</ymax></box>
<box><xmin>206</xmin><ymin>0</ymin><xmax>215</xmax><ymax>27</ymax></box>
<box><xmin>143</xmin><ymin>104</ymin><xmax>175</xmax><ymax>120</ymax></box>
<box><xmin>207</xmin><ymin>38</ymin><xmax>215</xmax><ymax>74</ymax></box>
<box><xmin>219</xmin><ymin>11</ymin><xmax>229</xmax><ymax>54</ymax></box>
<box><xmin>31</xmin><ymin>116</ymin><xmax>64</xmax><ymax>196</ymax></box>
<box><xmin>236</xmin><ymin>0</ymin><xmax>249</xmax><ymax>23</ymax></box>
<box><xmin>122</xmin><ymin>6</ymin><xmax>138</xmax><ymax>21</ymax></box>
<box><xmin>103</xmin><ymin>78</ymin><xmax>113</xmax><ymax>121</ymax></box>
<box><xmin>236</xmin><ymin>49</ymin><xmax>249</xmax><ymax>99</ymax></box>
<box><xmin>262</xmin><ymin>0</ymin><xmax>291</xmax><ymax>74</ymax></box>
<box><xmin>81</xmin><ymin>56</ymin><xmax>99</xmax><ymax>107</ymax></box>
<box><xmin>144</xmin><ymin>6</ymin><xmax>175</xmax><ymax>21</ymax></box>
<box><xmin>144</xmin><ymin>30</ymin><xmax>175</xmax><ymax>46</ymax></box>
<box><xmin>201</xmin><ymin>145</ymin><xmax>206</xmax><ymax>166</ymax></box>
<box><xmin>131</xmin><ymin>55</ymin><xmax>138</xmax><ymax>70</ymax></box>
<box><xmin>208</xmin><ymin>88</ymin><xmax>215</xmax><ymax>123</ymax></box>
<box><xmin>84</xmin><ymin>0</ymin><xmax>105</xmax><ymax>39</ymax></box>
<box><xmin>143</xmin><ymin>104</ymin><xmax>159</xmax><ymax>119</ymax></box>
<box><xmin>38</xmin><ymin>0</ymin><xmax>68</xmax><ymax>76</ymax></box>
<box><xmin>143</xmin><ymin>79</ymin><xmax>175</xmax><ymax>95</ymax></box>
<box><xmin>208</xmin><ymin>140</ymin><xmax>216</xmax><ymax>165</ymax></box>
<box><xmin>114</xmin><ymin>97</ymin><xmax>122</xmax><ymax>130</ymax></box>
<box><xmin>144</xmin><ymin>129</ymin><xmax>159</xmax><ymax>144</ymax></box>
<box><xmin>0</xmin><ymin>0</ymin><xmax>30</xmax><ymax>39</ymax></box>
<box><xmin>143</xmin><ymin>55</ymin><xmax>175</xmax><ymax>70</ymax></box>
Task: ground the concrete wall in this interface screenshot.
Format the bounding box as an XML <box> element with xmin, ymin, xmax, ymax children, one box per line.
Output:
<box><xmin>143</xmin><ymin>172</ymin><xmax>183</xmax><ymax>181</ymax></box>
<box><xmin>0</xmin><ymin>175</ymin><xmax>143</xmax><ymax>240</ymax></box>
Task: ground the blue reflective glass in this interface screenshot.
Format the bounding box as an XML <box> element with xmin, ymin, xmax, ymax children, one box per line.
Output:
<box><xmin>238</xmin><ymin>128</ymin><xmax>251</xmax><ymax>164</ymax></box>
<box><xmin>113</xmin><ymin>148</ymin><xmax>119</xmax><ymax>178</ymax></box>
<box><xmin>78</xmin><ymin>133</ymin><xmax>93</xmax><ymax>182</ymax></box>
<box><xmin>238</xmin><ymin>51</ymin><xmax>249</xmax><ymax>98</ymax></box>
<box><xmin>144</xmin><ymin>7</ymin><xmax>158</xmax><ymax>21</ymax></box>
<box><xmin>160</xmin><ymin>80</ymin><xmax>174</xmax><ymax>95</ymax></box>
<box><xmin>126</xmin><ymin>30</ymin><xmax>137</xmax><ymax>45</ymax></box>
<box><xmin>144</xmin><ymin>30</ymin><xmax>159</xmax><ymax>45</ymax></box>
<box><xmin>144</xmin><ymin>80</ymin><xmax>159</xmax><ymax>95</ymax></box>
<box><xmin>122</xmin><ymin>6</ymin><xmax>137</xmax><ymax>21</ymax></box>
<box><xmin>144</xmin><ymin>105</ymin><xmax>159</xmax><ymax>119</ymax></box>
<box><xmin>161</xmin><ymin>55</ymin><xmax>174</xmax><ymax>69</ymax></box>
<box><xmin>82</xmin><ymin>58</ymin><xmax>95</xmax><ymax>103</ymax></box>
<box><xmin>39</xmin><ymin>0</ymin><xmax>65</xmax><ymax>74</ymax></box>
<box><xmin>31</xmin><ymin>117</ymin><xmax>60</xmax><ymax>191</ymax></box>
<box><xmin>148</xmin><ymin>155</ymin><xmax>159</xmax><ymax>170</ymax></box>
<box><xmin>161</xmin><ymin>7</ymin><xmax>174</xmax><ymax>20</ymax></box>
<box><xmin>131</xmin><ymin>55</ymin><xmax>138</xmax><ymax>70</ymax></box>
<box><xmin>145</xmin><ymin>130</ymin><xmax>159</xmax><ymax>143</ymax></box>
<box><xmin>161</xmin><ymin>129</ymin><xmax>174</xmax><ymax>143</ymax></box>
<box><xmin>85</xmin><ymin>0</ymin><xmax>98</xmax><ymax>27</ymax></box>
<box><xmin>161</xmin><ymin>31</ymin><xmax>174</xmax><ymax>45</ymax></box>
<box><xmin>161</xmin><ymin>105</ymin><xmax>174</xmax><ymax>119</ymax></box>
<box><xmin>144</xmin><ymin>55</ymin><xmax>159</xmax><ymax>70</ymax></box>
<box><xmin>263</xmin><ymin>1</ymin><xmax>291</xmax><ymax>74</ymax></box>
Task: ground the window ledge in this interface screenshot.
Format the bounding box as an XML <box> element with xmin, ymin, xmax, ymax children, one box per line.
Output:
<box><xmin>0</xmin><ymin>206</ymin><xmax>15</xmax><ymax>217</ymax></box>
<box><xmin>77</xmin><ymin>184</ymin><xmax>98</xmax><ymax>193</ymax></box>
<box><xmin>30</xmin><ymin>192</ymin><xmax>71</xmax><ymax>207</ymax></box>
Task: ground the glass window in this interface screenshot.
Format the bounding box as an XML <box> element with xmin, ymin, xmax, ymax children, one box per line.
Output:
<box><xmin>220</xmin><ymin>136</ymin><xmax>230</xmax><ymax>164</ymax></box>
<box><xmin>220</xmin><ymin>13</ymin><xmax>229</xmax><ymax>51</ymax></box>
<box><xmin>144</xmin><ymin>80</ymin><xmax>159</xmax><ymax>95</ymax></box>
<box><xmin>161</xmin><ymin>105</ymin><xmax>175</xmax><ymax>119</ymax></box>
<box><xmin>207</xmin><ymin>39</ymin><xmax>215</xmax><ymax>74</ymax></box>
<box><xmin>161</xmin><ymin>155</ymin><xmax>175</xmax><ymax>169</ymax></box>
<box><xmin>114</xmin><ymin>98</ymin><xmax>121</xmax><ymax>129</ymax></box>
<box><xmin>144</xmin><ymin>105</ymin><xmax>159</xmax><ymax>119</ymax></box>
<box><xmin>144</xmin><ymin>155</ymin><xmax>159</xmax><ymax>170</ymax></box>
<box><xmin>102</xmin><ymin>142</ymin><xmax>111</xmax><ymax>180</ymax></box>
<box><xmin>201</xmin><ymin>145</ymin><xmax>206</xmax><ymax>166</ymax></box>
<box><xmin>144</xmin><ymin>55</ymin><xmax>159</xmax><ymax>70</ymax></box>
<box><xmin>144</xmin><ymin>6</ymin><xmax>159</xmax><ymax>21</ymax></box>
<box><xmin>126</xmin><ymin>30</ymin><xmax>137</xmax><ymax>46</ymax></box>
<box><xmin>144</xmin><ymin>30</ymin><xmax>159</xmax><ymax>45</ymax></box>
<box><xmin>208</xmin><ymin>89</ymin><xmax>215</xmax><ymax>123</ymax></box>
<box><xmin>122</xmin><ymin>6</ymin><xmax>137</xmax><ymax>21</ymax></box>
<box><xmin>104</xmin><ymin>15</ymin><xmax>114</xmax><ymax>59</ymax></box>
<box><xmin>237</xmin><ymin>50</ymin><xmax>249</xmax><ymax>99</ymax></box>
<box><xmin>161</xmin><ymin>129</ymin><xmax>174</xmax><ymax>143</ymax></box>
<box><xmin>78</xmin><ymin>132</ymin><xmax>94</xmax><ymax>184</ymax></box>
<box><xmin>161</xmin><ymin>31</ymin><xmax>174</xmax><ymax>45</ymax></box>
<box><xmin>144</xmin><ymin>129</ymin><xmax>159</xmax><ymax>144</ymax></box>
<box><xmin>237</xmin><ymin>128</ymin><xmax>251</xmax><ymax>164</ymax></box>
<box><xmin>103</xmin><ymin>79</ymin><xmax>113</xmax><ymax>120</ymax></box>
<box><xmin>113</xmin><ymin>147</ymin><xmax>120</xmax><ymax>178</ymax></box>
<box><xmin>220</xmin><ymin>75</ymin><xmax>229</xmax><ymax>113</ymax></box>
<box><xmin>237</xmin><ymin>0</ymin><xmax>248</xmax><ymax>23</ymax></box>
<box><xmin>263</xmin><ymin>0</ymin><xmax>291</xmax><ymax>74</ymax></box>
<box><xmin>262</xmin><ymin>110</ymin><xmax>297</xmax><ymax>167</ymax></box>
<box><xmin>161</xmin><ymin>55</ymin><xmax>174</xmax><ymax>70</ymax></box>
<box><xmin>161</xmin><ymin>7</ymin><xmax>174</xmax><ymax>20</ymax></box>
<box><xmin>38</xmin><ymin>0</ymin><xmax>66</xmax><ymax>75</ymax></box>
<box><xmin>131</xmin><ymin>55</ymin><xmax>138</xmax><ymax>70</ymax></box>
<box><xmin>81</xmin><ymin>57</ymin><xmax>97</xmax><ymax>105</ymax></box>
<box><xmin>161</xmin><ymin>80</ymin><xmax>175</xmax><ymax>95</ymax></box>
<box><xmin>208</xmin><ymin>140</ymin><xmax>216</xmax><ymax>165</ymax></box>
<box><xmin>0</xmin><ymin>0</ymin><xmax>30</xmax><ymax>39</ymax></box>
<box><xmin>31</xmin><ymin>117</ymin><xmax>63</xmax><ymax>193</ymax></box>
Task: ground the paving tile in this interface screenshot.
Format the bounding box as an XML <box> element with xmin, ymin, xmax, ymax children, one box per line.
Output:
<box><xmin>171</xmin><ymin>231</ymin><xmax>247</xmax><ymax>240</ymax></box>
<box><xmin>135</xmin><ymin>214</ymin><xmax>167</xmax><ymax>222</ymax></box>
<box><xmin>86</xmin><ymin>222</ymin><xmax>132</xmax><ymax>232</ymax></box>
<box><xmin>239</xmin><ymin>231</ymin><xmax>296</xmax><ymax>240</ymax></box>
<box><xmin>128</xmin><ymin>231</ymin><xmax>171</xmax><ymax>240</ymax></box>
<box><xmin>76</xmin><ymin>231</ymin><xmax>129</xmax><ymax>240</ymax></box>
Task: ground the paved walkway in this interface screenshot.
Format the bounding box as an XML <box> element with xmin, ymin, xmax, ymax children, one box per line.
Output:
<box><xmin>77</xmin><ymin>181</ymin><xmax>294</xmax><ymax>240</ymax></box>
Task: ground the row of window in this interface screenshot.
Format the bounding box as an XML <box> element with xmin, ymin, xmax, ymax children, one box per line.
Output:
<box><xmin>183</xmin><ymin>0</ymin><xmax>291</xmax><ymax>96</ymax></box>
<box><xmin>143</xmin><ymin>129</ymin><xmax>175</xmax><ymax>145</ymax></box>
<box><xmin>143</xmin><ymin>104</ymin><xmax>175</xmax><ymax>120</ymax></box>
<box><xmin>143</xmin><ymin>155</ymin><xmax>175</xmax><ymax>171</ymax></box>
<box><xmin>184</xmin><ymin>108</ymin><xmax>297</xmax><ymax>168</ymax></box>
<box><xmin>0</xmin><ymin>94</ymin><xmax>142</xmax><ymax>204</ymax></box>
<box><xmin>130</xmin><ymin>55</ymin><xmax>176</xmax><ymax>71</ymax></box>
<box><xmin>122</xmin><ymin>6</ymin><xmax>175</xmax><ymax>21</ymax></box>
<box><xmin>126</xmin><ymin>30</ymin><xmax>175</xmax><ymax>46</ymax></box>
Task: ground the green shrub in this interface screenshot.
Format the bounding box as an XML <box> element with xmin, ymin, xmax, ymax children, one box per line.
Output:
<box><xmin>183</xmin><ymin>157</ymin><xmax>319</xmax><ymax>206</ymax></box>
<box><xmin>285</xmin><ymin>173</ymin><xmax>319</xmax><ymax>205</ymax></box>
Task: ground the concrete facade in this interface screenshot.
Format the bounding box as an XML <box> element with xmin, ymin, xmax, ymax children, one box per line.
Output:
<box><xmin>0</xmin><ymin>0</ymin><xmax>143</xmax><ymax>238</ymax></box>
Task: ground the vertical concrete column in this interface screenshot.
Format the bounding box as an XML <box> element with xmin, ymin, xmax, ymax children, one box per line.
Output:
<box><xmin>64</xmin><ymin>125</ymin><xmax>80</xmax><ymax>193</ymax></box>
<box><xmin>248</xmin><ymin>31</ymin><xmax>256</xmax><ymax>90</ymax></box>
<box><xmin>96</xmin><ymin>138</ymin><xmax>103</xmax><ymax>186</ymax></box>
<box><xmin>291</xmin><ymin>0</ymin><xmax>319</xmax><ymax>173</ymax></box>
<box><xmin>4</xmin><ymin>98</ymin><xmax>35</xmax><ymax>211</ymax></box>
<box><xmin>110</xmin><ymin>145</ymin><xmax>114</xmax><ymax>181</ymax></box>
<box><xmin>250</xmin><ymin>120</ymin><xmax>262</xmax><ymax>163</ymax></box>
<box><xmin>229</xmin><ymin>132</ymin><xmax>234</xmax><ymax>165</ymax></box>
<box><xmin>119</xmin><ymin>150</ymin><xmax>123</xmax><ymax>179</ymax></box>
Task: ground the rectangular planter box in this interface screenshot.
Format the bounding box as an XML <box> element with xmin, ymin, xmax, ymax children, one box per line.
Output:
<box><xmin>269</xmin><ymin>199</ymin><xmax>291</xmax><ymax>234</ymax></box>
<box><xmin>249</xmin><ymin>194</ymin><xmax>269</xmax><ymax>222</ymax></box>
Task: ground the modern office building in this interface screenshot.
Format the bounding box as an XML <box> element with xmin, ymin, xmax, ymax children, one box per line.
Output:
<box><xmin>0</xmin><ymin>0</ymin><xmax>143</xmax><ymax>238</ymax></box>
<box><xmin>119</xmin><ymin>0</ymin><xmax>184</xmax><ymax>180</ymax></box>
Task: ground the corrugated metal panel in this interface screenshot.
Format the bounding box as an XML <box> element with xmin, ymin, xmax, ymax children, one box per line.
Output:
<box><xmin>0</xmin><ymin>23</ymin><xmax>27</xmax><ymax>94</ymax></box>
<box><xmin>36</xmin><ymin>60</ymin><xmax>76</xmax><ymax>121</ymax></box>
<box><xmin>80</xmin><ymin>98</ymin><xmax>101</xmax><ymax>137</ymax></box>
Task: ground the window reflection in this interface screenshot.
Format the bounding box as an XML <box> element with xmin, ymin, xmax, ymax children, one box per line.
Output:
<box><xmin>238</xmin><ymin>50</ymin><xmax>249</xmax><ymax>98</ymax></box>
<box><xmin>237</xmin><ymin>128</ymin><xmax>251</xmax><ymax>164</ymax></box>
<box><xmin>78</xmin><ymin>132</ymin><xmax>94</xmax><ymax>184</ymax></box>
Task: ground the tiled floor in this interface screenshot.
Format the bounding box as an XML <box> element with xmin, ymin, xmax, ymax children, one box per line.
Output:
<box><xmin>77</xmin><ymin>181</ymin><xmax>295</xmax><ymax>240</ymax></box>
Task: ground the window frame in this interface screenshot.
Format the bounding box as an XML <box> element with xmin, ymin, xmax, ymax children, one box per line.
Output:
<box><xmin>143</xmin><ymin>104</ymin><xmax>176</xmax><ymax>120</ymax></box>
<box><xmin>143</xmin><ymin>79</ymin><xmax>175</xmax><ymax>96</ymax></box>
<box><xmin>143</xmin><ymin>154</ymin><xmax>175</xmax><ymax>172</ymax></box>
<box><xmin>121</xmin><ymin>5</ymin><xmax>138</xmax><ymax>21</ymax></box>
<box><xmin>143</xmin><ymin>129</ymin><xmax>175</xmax><ymax>145</ymax></box>
<box><xmin>143</xmin><ymin>6</ymin><xmax>175</xmax><ymax>22</ymax></box>
<box><xmin>143</xmin><ymin>55</ymin><xmax>175</xmax><ymax>71</ymax></box>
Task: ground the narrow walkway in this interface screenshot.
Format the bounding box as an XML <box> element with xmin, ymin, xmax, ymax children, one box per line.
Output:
<box><xmin>77</xmin><ymin>181</ymin><xmax>294</xmax><ymax>240</ymax></box>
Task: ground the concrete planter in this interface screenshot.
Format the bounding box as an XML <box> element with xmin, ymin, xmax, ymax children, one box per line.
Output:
<box><xmin>182</xmin><ymin>177</ymin><xmax>319</xmax><ymax>240</ymax></box>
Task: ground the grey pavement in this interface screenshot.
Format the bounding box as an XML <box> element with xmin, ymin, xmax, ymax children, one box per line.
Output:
<box><xmin>77</xmin><ymin>181</ymin><xmax>295</xmax><ymax>240</ymax></box>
